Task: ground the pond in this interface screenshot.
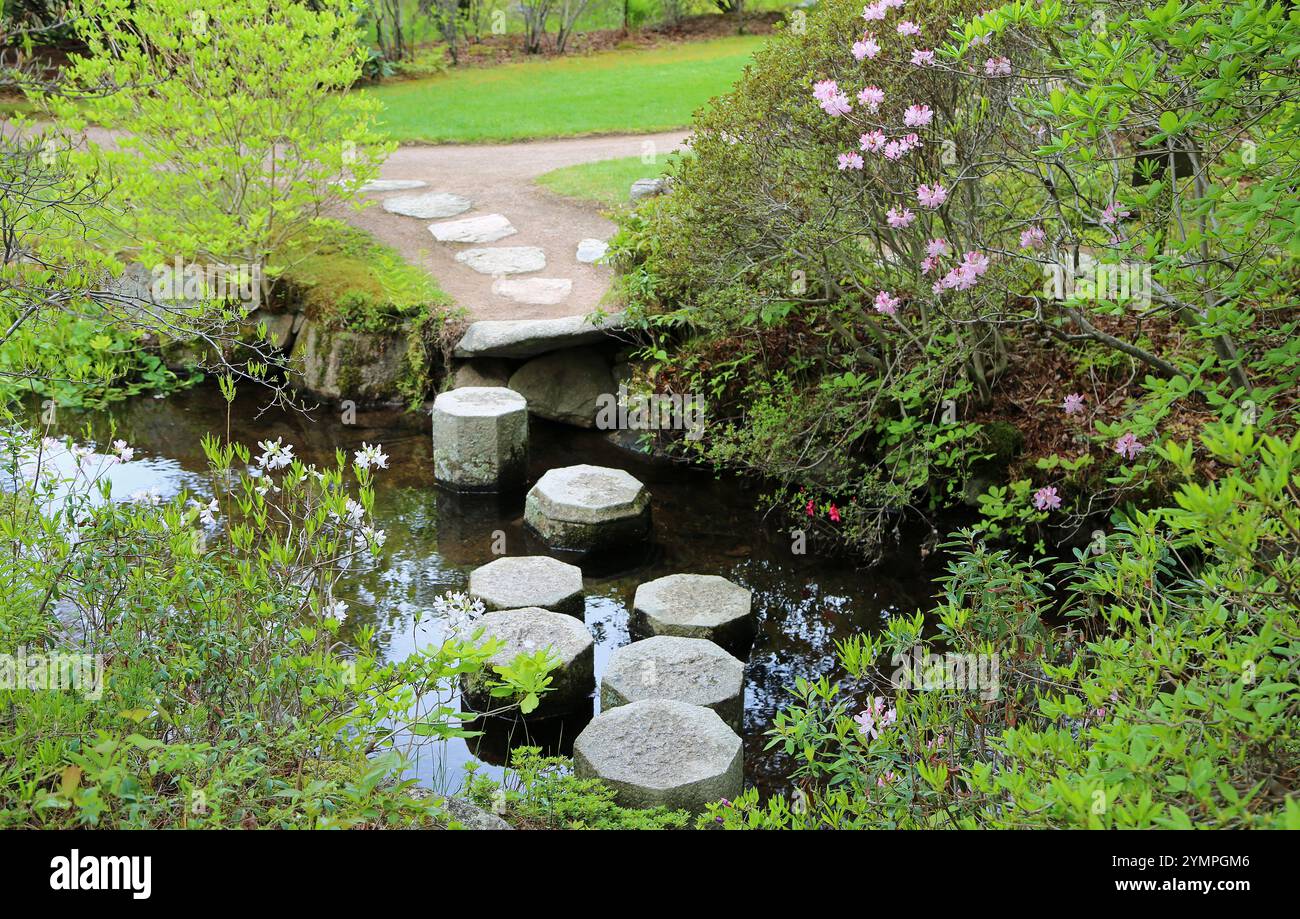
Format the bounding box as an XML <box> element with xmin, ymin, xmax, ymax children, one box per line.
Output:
<box><xmin>27</xmin><ymin>383</ymin><xmax>945</xmax><ymax>798</ymax></box>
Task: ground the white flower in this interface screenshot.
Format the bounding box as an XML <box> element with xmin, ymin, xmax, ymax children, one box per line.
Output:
<box><xmin>113</xmin><ymin>439</ymin><xmax>135</xmax><ymax>463</ymax></box>
<box><xmin>324</xmin><ymin>599</ymin><xmax>349</xmax><ymax>622</ymax></box>
<box><xmin>129</xmin><ymin>488</ymin><xmax>162</xmax><ymax>506</ymax></box>
<box><xmin>355</xmin><ymin>526</ymin><xmax>386</xmax><ymax>552</ymax></box>
<box><xmin>199</xmin><ymin>498</ymin><xmax>219</xmax><ymax>527</ymax></box>
<box><xmin>256</xmin><ymin>438</ymin><xmax>295</xmax><ymax>470</ymax></box>
<box><xmin>354</xmin><ymin>442</ymin><xmax>389</xmax><ymax>470</ymax></box>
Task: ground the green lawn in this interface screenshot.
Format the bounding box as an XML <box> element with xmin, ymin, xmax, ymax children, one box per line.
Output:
<box><xmin>365</xmin><ymin>36</ymin><xmax>764</xmax><ymax>143</ymax></box>
<box><xmin>536</xmin><ymin>153</ymin><xmax>685</xmax><ymax>208</ymax></box>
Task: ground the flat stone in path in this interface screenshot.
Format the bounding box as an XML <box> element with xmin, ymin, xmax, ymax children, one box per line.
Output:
<box><xmin>455</xmin><ymin>247</ymin><xmax>547</xmax><ymax>276</ymax></box>
<box><xmin>431</xmin><ymin>387</ymin><xmax>529</xmax><ymax>491</ymax></box>
<box><xmin>454</xmin><ymin>313</ymin><xmax>626</xmax><ymax>359</ymax></box>
<box><xmin>469</xmin><ymin>555</ymin><xmax>585</xmax><ymax>617</ymax></box>
<box><xmin>491</xmin><ymin>277</ymin><xmax>572</xmax><ymax>305</ymax></box>
<box><xmin>576</xmin><ymin>238</ymin><xmax>609</xmax><ymax>264</ymax></box>
<box><xmin>507</xmin><ymin>348</ymin><xmax>612</xmax><ymax>428</ymax></box>
<box><xmin>630</xmin><ymin>177</ymin><xmax>670</xmax><ymax>201</ymax></box>
<box><xmin>430</xmin><ymin>213</ymin><xmax>517</xmax><ymax>244</ymax></box>
<box><xmin>460</xmin><ymin>607</ymin><xmax>594</xmax><ymax>718</ymax></box>
<box><xmin>573</xmin><ymin>699</ymin><xmax>743</xmax><ymax>811</ymax></box>
<box><xmin>525</xmin><ymin>464</ymin><xmax>651</xmax><ymax>552</ymax></box>
<box><xmin>382</xmin><ymin>191</ymin><xmax>472</xmax><ymax>219</ymax></box>
<box><xmin>360</xmin><ymin>179</ymin><xmax>427</xmax><ymax>193</ymax></box>
<box><xmin>632</xmin><ymin>574</ymin><xmax>755</xmax><ymax>654</ymax></box>
<box><xmin>601</xmin><ymin>636</ymin><xmax>745</xmax><ymax>731</ymax></box>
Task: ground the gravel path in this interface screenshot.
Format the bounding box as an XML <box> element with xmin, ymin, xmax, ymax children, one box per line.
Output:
<box><xmin>340</xmin><ymin>130</ymin><xmax>691</xmax><ymax>322</ymax></box>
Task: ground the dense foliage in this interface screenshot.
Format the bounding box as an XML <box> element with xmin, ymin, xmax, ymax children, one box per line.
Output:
<box><xmin>612</xmin><ymin>0</ymin><xmax>1300</xmax><ymax>556</ymax></box>
<box><xmin>708</xmin><ymin>421</ymin><xmax>1299</xmax><ymax>829</ymax></box>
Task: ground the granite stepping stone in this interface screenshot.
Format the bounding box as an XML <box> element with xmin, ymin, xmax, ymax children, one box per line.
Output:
<box><xmin>455</xmin><ymin>246</ymin><xmax>547</xmax><ymax>276</ymax></box>
<box><xmin>576</xmin><ymin>239</ymin><xmax>609</xmax><ymax>264</ymax></box>
<box><xmin>631</xmin><ymin>574</ymin><xmax>755</xmax><ymax>654</ymax></box>
<box><xmin>383</xmin><ymin>192</ymin><xmax>472</xmax><ymax>219</ymax></box>
<box><xmin>573</xmin><ymin>699</ymin><xmax>742</xmax><ymax>811</ymax></box>
<box><xmin>360</xmin><ymin>179</ymin><xmax>427</xmax><ymax>193</ymax></box>
<box><xmin>430</xmin><ymin>214</ymin><xmax>517</xmax><ymax>244</ymax></box>
<box><xmin>431</xmin><ymin>386</ymin><xmax>529</xmax><ymax>491</ymax></box>
<box><xmin>491</xmin><ymin>277</ymin><xmax>572</xmax><ymax>305</ymax></box>
<box><xmin>524</xmin><ymin>464</ymin><xmax>651</xmax><ymax>552</ymax></box>
<box><xmin>601</xmin><ymin>636</ymin><xmax>746</xmax><ymax>730</ymax></box>
<box><xmin>469</xmin><ymin>555</ymin><xmax>585</xmax><ymax>617</ymax></box>
<box><xmin>460</xmin><ymin>607</ymin><xmax>595</xmax><ymax>718</ymax></box>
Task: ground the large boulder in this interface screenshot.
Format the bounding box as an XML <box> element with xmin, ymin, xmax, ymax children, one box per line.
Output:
<box><xmin>631</xmin><ymin>574</ymin><xmax>755</xmax><ymax>655</ymax></box>
<box><xmin>431</xmin><ymin>387</ymin><xmax>529</xmax><ymax>491</ymax></box>
<box><xmin>524</xmin><ymin>464</ymin><xmax>651</xmax><ymax>552</ymax></box>
<box><xmin>453</xmin><ymin>314</ymin><xmax>626</xmax><ymax>359</ymax></box>
<box><xmin>573</xmin><ymin>699</ymin><xmax>743</xmax><ymax>811</ymax></box>
<box><xmin>507</xmin><ymin>348</ymin><xmax>613</xmax><ymax>428</ymax></box>
<box><xmin>601</xmin><ymin>636</ymin><xmax>745</xmax><ymax>731</ymax></box>
<box><xmin>451</xmin><ymin>358</ymin><xmax>512</xmax><ymax>389</ymax></box>
<box><xmin>460</xmin><ymin>607</ymin><xmax>595</xmax><ymax>718</ymax></box>
<box><xmin>469</xmin><ymin>555</ymin><xmax>585</xmax><ymax>617</ymax></box>
<box><xmin>290</xmin><ymin>318</ymin><xmax>408</xmax><ymax>403</ymax></box>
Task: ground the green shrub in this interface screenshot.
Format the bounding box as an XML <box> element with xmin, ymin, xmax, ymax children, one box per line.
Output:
<box><xmin>708</xmin><ymin>420</ymin><xmax>1300</xmax><ymax>829</ymax></box>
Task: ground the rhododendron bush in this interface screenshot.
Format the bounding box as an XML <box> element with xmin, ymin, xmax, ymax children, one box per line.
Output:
<box><xmin>611</xmin><ymin>0</ymin><xmax>1300</xmax><ymax>555</ymax></box>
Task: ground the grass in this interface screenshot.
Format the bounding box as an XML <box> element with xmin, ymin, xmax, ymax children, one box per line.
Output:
<box><xmin>365</xmin><ymin>36</ymin><xmax>765</xmax><ymax>143</ymax></box>
<box><xmin>535</xmin><ymin>153</ymin><xmax>685</xmax><ymax>208</ymax></box>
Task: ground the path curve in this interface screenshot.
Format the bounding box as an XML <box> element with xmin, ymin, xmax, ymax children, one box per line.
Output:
<box><xmin>338</xmin><ymin>130</ymin><xmax>691</xmax><ymax>322</ymax></box>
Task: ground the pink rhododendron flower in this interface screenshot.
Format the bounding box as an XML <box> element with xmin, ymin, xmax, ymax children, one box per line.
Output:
<box><xmin>838</xmin><ymin>151</ymin><xmax>864</xmax><ymax>170</ymax></box>
<box><xmin>1114</xmin><ymin>433</ymin><xmax>1145</xmax><ymax>460</ymax></box>
<box><xmin>860</xmin><ymin>130</ymin><xmax>886</xmax><ymax>152</ymax></box>
<box><xmin>853</xmin><ymin>35</ymin><xmax>882</xmax><ymax>60</ymax></box>
<box><xmin>926</xmin><ymin>238</ymin><xmax>950</xmax><ymax>258</ymax></box>
<box><xmin>1020</xmin><ymin>225</ymin><xmax>1046</xmax><ymax>249</ymax></box>
<box><xmin>828</xmin><ymin>503</ymin><xmax>841</xmax><ymax>523</ymax></box>
<box><xmin>812</xmin><ymin>79</ymin><xmax>840</xmax><ymax>103</ymax></box>
<box><xmin>874</xmin><ymin>290</ymin><xmax>900</xmax><ymax>315</ymax></box>
<box><xmin>971</xmin><ymin>31</ymin><xmax>991</xmax><ymax>47</ymax></box>
<box><xmin>858</xmin><ymin>85</ymin><xmax>885</xmax><ymax>110</ymax></box>
<box><xmin>897</xmin><ymin>20</ymin><xmax>921</xmax><ymax>36</ymax></box>
<box><xmin>961</xmin><ymin>250</ymin><xmax>990</xmax><ymax>276</ymax></box>
<box><xmin>886</xmin><ymin>207</ymin><xmax>915</xmax><ymax>228</ymax></box>
<box><xmin>1099</xmin><ymin>202</ymin><xmax>1130</xmax><ymax>226</ymax></box>
<box><xmin>883</xmin><ymin>140</ymin><xmax>904</xmax><ymax>159</ymax></box>
<box><xmin>921</xmin><ymin>255</ymin><xmax>939</xmax><ymax>274</ymax></box>
<box><xmin>863</xmin><ymin>1</ymin><xmax>887</xmax><ymax>20</ymax></box>
<box><xmin>883</xmin><ymin>0</ymin><xmax>904</xmax><ymax>8</ymax></box>
<box><xmin>984</xmin><ymin>56</ymin><xmax>1011</xmax><ymax>76</ymax></box>
<box><xmin>916</xmin><ymin>183</ymin><xmax>947</xmax><ymax>208</ymax></box>
<box><xmin>1033</xmin><ymin>486</ymin><xmax>1062</xmax><ymax>511</ymax></box>
<box><xmin>821</xmin><ymin>93</ymin><xmax>852</xmax><ymax>117</ymax></box>
<box><xmin>806</xmin><ymin>499</ymin><xmax>815</xmax><ymax>517</ymax></box>
<box><xmin>1062</xmin><ymin>392</ymin><xmax>1085</xmax><ymax>415</ymax></box>
<box><xmin>911</xmin><ymin>49</ymin><xmax>935</xmax><ymax>66</ymax></box>
<box><xmin>903</xmin><ymin>104</ymin><xmax>933</xmax><ymax>127</ymax></box>
<box><xmin>877</xmin><ymin>771</ymin><xmax>897</xmax><ymax>788</ymax></box>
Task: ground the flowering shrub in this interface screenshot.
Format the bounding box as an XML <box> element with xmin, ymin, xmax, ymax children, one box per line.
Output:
<box><xmin>611</xmin><ymin>0</ymin><xmax>1300</xmax><ymax>554</ymax></box>
<box><xmin>706</xmin><ymin>421</ymin><xmax>1300</xmax><ymax>829</ymax></box>
<box><xmin>0</xmin><ymin>424</ymin><xmax>553</xmax><ymax>827</ymax></box>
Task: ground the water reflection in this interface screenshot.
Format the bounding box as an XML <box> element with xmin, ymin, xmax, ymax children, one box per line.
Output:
<box><xmin>24</xmin><ymin>384</ymin><xmax>943</xmax><ymax>798</ymax></box>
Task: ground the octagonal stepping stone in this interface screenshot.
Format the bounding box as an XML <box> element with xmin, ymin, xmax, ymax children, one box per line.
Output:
<box><xmin>383</xmin><ymin>191</ymin><xmax>472</xmax><ymax>219</ymax></box>
<box><xmin>573</xmin><ymin>699</ymin><xmax>742</xmax><ymax>811</ymax></box>
<box><xmin>431</xmin><ymin>387</ymin><xmax>528</xmax><ymax>491</ymax></box>
<box><xmin>430</xmin><ymin>213</ymin><xmax>516</xmax><ymax>244</ymax></box>
<box><xmin>360</xmin><ymin>178</ymin><xmax>427</xmax><ymax>193</ymax></box>
<box><xmin>469</xmin><ymin>555</ymin><xmax>585</xmax><ymax>617</ymax></box>
<box><xmin>601</xmin><ymin>636</ymin><xmax>745</xmax><ymax>731</ymax></box>
<box><xmin>524</xmin><ymin>464</ymin><xmax>651</xmax><ymax>552</ymax></box>
<box><xmin>491</xmin><ymin>277</ymin><xmax>572</xmax><ymax>305</ymax></box>
<box><xmin>455</xmin><ymin>246</ymin><xmax>546</xmax><ymax>276</ymax></box>
<box><xmin>460</xmin><ymin>607</ymin><xmax>594</xmax><ymax>718</ymax></box>
<box><xmin>576</xmin><ymin>238</ymin><xmax>608</xmax><ymax>264</ymax></box>
<box><xmin>632</xmin><ymin>574</ymin><xmax>754</xmax><ymax>654</ymax></box>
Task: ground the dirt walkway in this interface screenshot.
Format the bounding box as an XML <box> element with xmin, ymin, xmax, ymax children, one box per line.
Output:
<box><xmin>341</xmin><ymin>130</ymin><xmax>691</xmax><ymax>321</ymax></box>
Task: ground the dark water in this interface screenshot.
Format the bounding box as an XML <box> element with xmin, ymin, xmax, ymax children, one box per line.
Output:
<box><xmin>26</xmin><ymin>384</ymin><xmax>943</xmax><ymax>798</ymax></box>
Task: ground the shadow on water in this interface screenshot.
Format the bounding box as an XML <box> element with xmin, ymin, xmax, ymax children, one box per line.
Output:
<box><xmin>25</xmin><ymin>383</ymin><xmax>946</xmax><ymax>799</ymax></box>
